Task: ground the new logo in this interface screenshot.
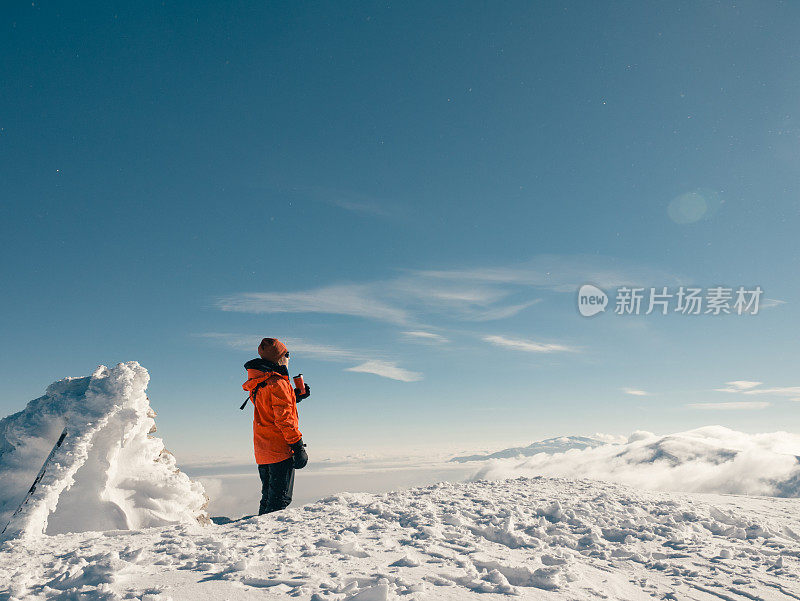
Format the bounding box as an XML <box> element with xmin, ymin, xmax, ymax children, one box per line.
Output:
<box><xmin>578</xmin><ymin>284</ymin><xmax>608</xmax><ymax>317</ymax></box>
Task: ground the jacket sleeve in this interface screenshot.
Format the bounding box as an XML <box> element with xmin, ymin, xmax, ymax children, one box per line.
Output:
<box><xmin>270</xmin><ymin>379</ymin><xmax>302</xmax><ymax>444</ymax></box>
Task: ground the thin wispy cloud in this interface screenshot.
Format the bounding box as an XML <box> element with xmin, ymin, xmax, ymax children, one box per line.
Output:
<box><xmin>198</xmin><ymin>332</ymin><xmax>262</xmax><ymax>351</ymax></box>
<box><xmin>345</xmin><ymin>360</ymin><xmax>423</xmax><ymax>382</ymax></box>
<box><xmin>401</xmin><ymin>331</ymin><xmax>449</xmax><ymax>344</ymax></box>
<box><xmin>217</xmin><ymin>284</ymin><xmax>411</xmax><ymax>326</ymax></box>
<box><xmin>198</xmin><ymin>333</ymin><xmax>361</xmax><ymax>361</ymax></box>
<box><xmin>761</xmin><ymin>298</ymin><xmax>786</xmax><ymax>309</ymax></box>
<box><xmin>687</xmin><ymin>402</ymin><xmax>771</xmax><ymax>410</ymax></box>
<box><xmin>218</xmin><ymin>280</ymin><xmax>535</xmax><ymax>326</ymax></box>
<box><xmin>466</xmin><ymin>300</ymin><xmax>542</xmax><ymax>321</ymax></box>
<box><xmin>483</xmin><ymin>334</ymin><xmax>575</xmax><ymax>354</ymax></box>
<box><xmin>623</xmin><ymin>388</ymin><xmax>650</xmax><ymax>396</ymax></box>
<box><xmin>715</xmin><ymin>380</ymin><xmax>762</xmax><ymax>392</ymax></box>
<box><xmin>199</xmin><ymin>333</ymin><xmax>423</xmax><ymax>382</ymax></box>
<box><xmin>281</xmin><ymin>340</ymin><xmax>361</xmax><ymax>362</ymax></box>
<box><xmin>412</xmin><ymin>255</ymin><xmax>684</xmax><ymax>293</ymax></box>
<box><xmin>215</xmin><ymin>255</ymin><xmax>680</xmax><ymax>327</ymax></box>
<box><xmin>328</xmin><ymin>197</ymin><xmax>400</xmax><ymax>219</ymax></box>
<box><xmin>291</xmin><ymin>184</ymin><xmax>405</xmax><ymax>220</ymax></box>
<box><xmin>743</xmin><ymin>386</ymin><xmax>800</xmax><ymax>397</ymax></box>
<box><xmin>714</xmin><ymin>380</ymin><xmax>800</xmax><ymax>399</ymax></box>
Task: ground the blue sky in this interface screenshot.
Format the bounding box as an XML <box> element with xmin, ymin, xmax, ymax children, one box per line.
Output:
<box><xmin>1</xmin><ymin>1</ymin><xmax>798</xmax><ymax>462</ymax></box>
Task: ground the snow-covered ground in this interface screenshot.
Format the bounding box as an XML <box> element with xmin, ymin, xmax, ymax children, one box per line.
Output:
<box><xmin>2</xmin><ymin>477</ymin><xmax>798</xmax><ymax>600</ymax></box>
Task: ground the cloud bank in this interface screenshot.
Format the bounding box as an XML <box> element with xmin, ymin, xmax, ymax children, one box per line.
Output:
<box><xmin>470</xmin><ymin>426</ymin><xmax>800</xmax><ymax>497</ymax></box>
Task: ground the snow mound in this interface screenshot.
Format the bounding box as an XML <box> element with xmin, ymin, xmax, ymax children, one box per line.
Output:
<box><xmin>1</xmin><ymin>477</ymin><xmax>798</xmax><ymax>600</ymax></box>
<box><xmin>0</xmin><ymin>362</ymin><xmax>208</xmax><ymax>539</ymax></box>
<box><xmin>472</xmin><ymin>426</ymin><xmax>800</xmax><ymax>497</ymax></box>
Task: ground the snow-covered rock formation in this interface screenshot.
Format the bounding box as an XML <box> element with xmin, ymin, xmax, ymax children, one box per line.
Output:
<box><xmin>0</xmin><ymin>362</ymin><xmax>208</xmax><ymax>539</ymax></box>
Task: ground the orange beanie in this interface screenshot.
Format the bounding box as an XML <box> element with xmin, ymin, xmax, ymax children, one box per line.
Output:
<box><xmin>258</xmin><ymin>338</ymin><xmax>288</xmax><ymax>363</ymax></box>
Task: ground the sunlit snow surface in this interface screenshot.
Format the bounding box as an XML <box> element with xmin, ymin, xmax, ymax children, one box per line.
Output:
<box><xmin>1</xmin><ymin>477</ymin><xmax>798</xmax><ymax>600</ymax></box>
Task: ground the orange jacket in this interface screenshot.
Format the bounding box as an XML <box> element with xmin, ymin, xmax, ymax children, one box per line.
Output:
<box><xmin>243</xmin><ymin>361</ymin><xmax>302</xmax><ymax>464</ymax></box>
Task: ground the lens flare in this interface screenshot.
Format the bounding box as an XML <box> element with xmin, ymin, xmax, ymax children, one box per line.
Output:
<box><xmin>667</xmin><ymin>189</ymin><xmax>721</xmax><ymax>224</ymax></box>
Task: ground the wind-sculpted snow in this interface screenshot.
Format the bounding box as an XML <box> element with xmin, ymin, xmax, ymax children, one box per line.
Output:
<box><xmin>0</xmin><ymin>362</ymin><xmax>208</xmax><ymax>539</ymax></box>
<box><xmin>471</xmin><ymin>426</ymin><xmax>800</xmax><ymax>497</ymax></box>
<box><xmin>1</xmin><ymin>477</ymin><xmax>798</xmax><ymax>600</ymax></box>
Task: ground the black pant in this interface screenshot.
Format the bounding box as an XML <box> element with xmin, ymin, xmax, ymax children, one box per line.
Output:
<box><xmin>258</xmin><ymin>457</ymin><xmax>295</xmax><ymax>515</ymax></box>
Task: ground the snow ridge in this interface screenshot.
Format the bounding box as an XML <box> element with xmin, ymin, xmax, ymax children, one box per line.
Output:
<box><xmin>0</xmin><ymin>362</ymin><xmax>208</xmax><ymax>539</ymax></box>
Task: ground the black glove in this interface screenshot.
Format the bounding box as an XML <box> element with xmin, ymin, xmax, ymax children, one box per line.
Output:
<box><xmin>294</xmin><ymin>384</ymin><xmax>311</xmax><ymax>402</ymax></box>
<box><xmin>289</xmin><ymin>439</ymin><xmax>308</xmax><ymax>469</ymax></box>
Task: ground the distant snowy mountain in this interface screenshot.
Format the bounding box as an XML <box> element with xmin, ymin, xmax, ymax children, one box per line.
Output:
<box><xmin>1</xmin><ymin>477</ymin><xmax>797</xmax><ymax>600</ymax></box>
<box><xmin>450</xmin><ymin>435</ymin><xmax>606</xmax><ymax>462</ymax></box>
<box><xmin>471</xmin><ymin>426</ymin><xmax>800</xmax><ymax>498</ymax></box>
<box><xmin>0</xmin><ymin>362</ymin><xmax>208</xmax><ymax>539</ymax></box>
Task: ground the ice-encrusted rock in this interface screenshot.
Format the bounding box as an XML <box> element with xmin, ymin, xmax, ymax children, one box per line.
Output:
<box><xmin>0</xmin><ymin>361</ymin><xmax>208</xmax><ymax>539</ymax></box>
